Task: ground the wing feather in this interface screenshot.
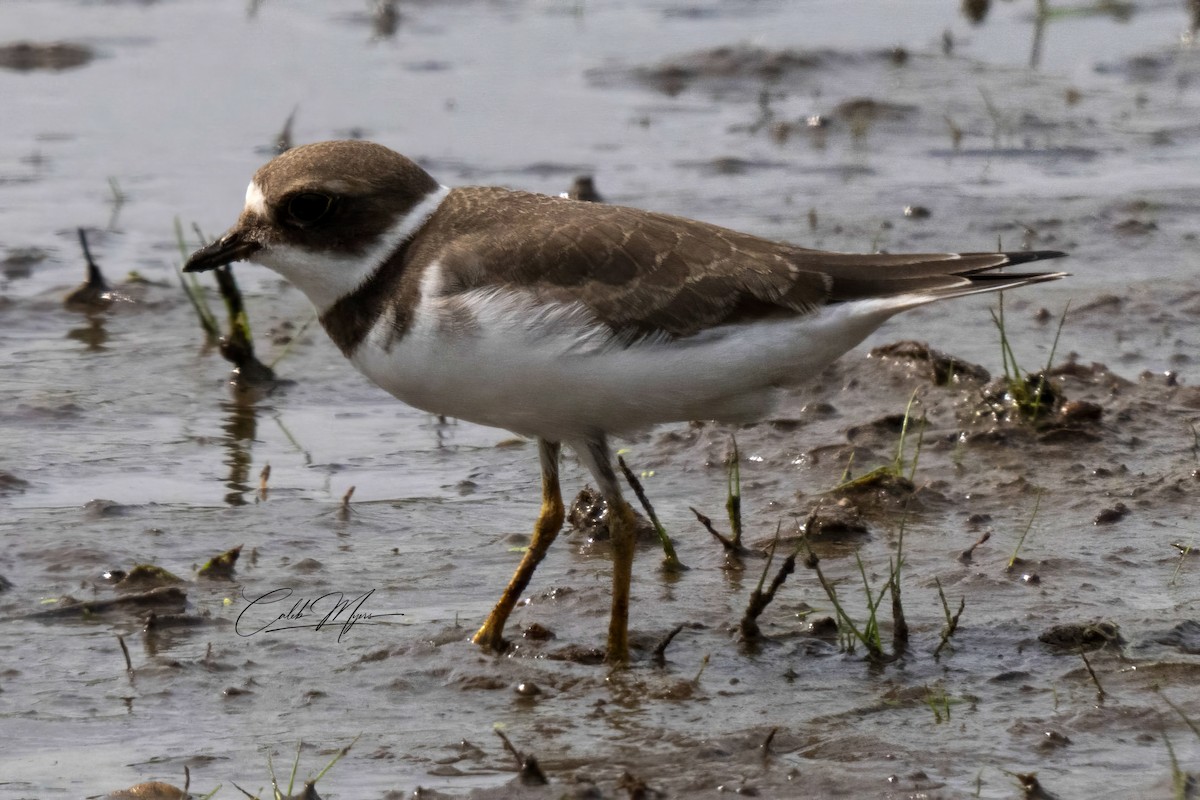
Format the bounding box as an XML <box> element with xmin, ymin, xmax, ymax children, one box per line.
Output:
<box><xmin>409</xmin><ymin>187</ymin><xmax>1065</xmax><ymax>338</ymax></box>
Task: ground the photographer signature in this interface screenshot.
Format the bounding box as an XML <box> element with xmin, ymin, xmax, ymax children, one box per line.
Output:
<box><xmin>235</xmin><ymin>587</ymin><xmax>404</xmax><ymax>642</ymax></box>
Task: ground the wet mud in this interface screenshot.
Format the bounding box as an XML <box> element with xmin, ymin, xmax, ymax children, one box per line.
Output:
<box><xmin>2</xmin><ymin>1</ymin><xmax>1199</xmax><ymax>798</ymax></box>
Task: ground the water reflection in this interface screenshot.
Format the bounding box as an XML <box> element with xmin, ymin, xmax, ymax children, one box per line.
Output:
<box><xmin>220</xmin><ymin>398</ymin><xmax>259</xmax><ymax>506</ymax></box>
<box><xmin>961</xmin><ymin>0</ymin><xmax>1161</xmax><ymax>69</ymax></box>
<box><xmin>66</xmin><ymin>313</ymin><xmax>108</xmax><ymax>351</ymax></box>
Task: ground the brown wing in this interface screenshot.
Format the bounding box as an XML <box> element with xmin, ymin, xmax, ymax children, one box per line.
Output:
<box><xmin>414</xmin><ymin>187</ymin><xmax>1065</xmax><ymax>338</ymax></box>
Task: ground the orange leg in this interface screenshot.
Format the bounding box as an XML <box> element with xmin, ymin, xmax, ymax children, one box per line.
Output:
<box><xmin>604</xmin><ymin>497</ymin><xmax>638</xmax><ymax>666</ymax></box>
<box><xmin>472</xmin><ymin>439</ymin><xmax>563</xmax><ymax>653</ymax></box>
<box><xmin>570</xmin><ymin>434</ymin><xmax>637</xmax><ymax>666</ymax></box>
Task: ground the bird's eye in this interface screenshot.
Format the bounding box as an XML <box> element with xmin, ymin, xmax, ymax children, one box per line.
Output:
<box><xmin>285</xmin><ymin>192</ymin><xmax>335</xmax><ymax>227</ymax></box>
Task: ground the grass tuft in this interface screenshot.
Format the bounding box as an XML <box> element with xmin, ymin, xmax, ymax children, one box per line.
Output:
<box><xmin>174</xmin><ymin>218</ymin><xmax>221</xmax><ymax>344</ymax></box>
<box><xmin>1007</xmin><ymin>489</ymin><xmax>1044</xmax><ymax>571</ymax></box>
<box><xmin>834</xmin><ymin>390</ymin><xmax>925</xmax><ymax>492</ymax></box>
<box><xmin>800</xmin><ymin>536</ymin><xmax>889</xmax><ymax>663</ymax></box>
<box><xmin>989</xmin><ymin>296</ymin><xmax>1071</xmax><ymax>422</ymax></box>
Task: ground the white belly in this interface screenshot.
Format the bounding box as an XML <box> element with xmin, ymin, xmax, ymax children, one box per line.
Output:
<box><xmin>348</xmin><ymin>284</ymin><xmax>915</xmax><ymax>442</ymax></box>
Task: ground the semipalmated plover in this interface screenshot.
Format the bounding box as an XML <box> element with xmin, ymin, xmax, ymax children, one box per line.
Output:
<box><xmin>184</xmin><ymin>140</ymin><xmax>1066</xmax><ymax>664</ymax></box>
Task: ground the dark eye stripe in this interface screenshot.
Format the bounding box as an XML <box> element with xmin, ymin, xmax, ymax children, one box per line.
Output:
<box><xmin>285</xmin><ymin>192</ymin><xmax>334</xmax><ymax>227</ymax></box>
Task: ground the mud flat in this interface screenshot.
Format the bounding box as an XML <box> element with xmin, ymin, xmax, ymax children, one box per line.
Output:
<box><xmin>1</xmin><ymin>1</ymin><xmax>1198</xmax><ymax>797</ymax></box>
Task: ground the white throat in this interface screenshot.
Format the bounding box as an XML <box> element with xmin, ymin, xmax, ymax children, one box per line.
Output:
<box><xmin>251</xmin><ymin>183</ymin><xmax>451</xmax><ymax>313</ymax></box>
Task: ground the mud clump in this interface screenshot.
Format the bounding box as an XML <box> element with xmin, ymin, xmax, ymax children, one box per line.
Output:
<box><xmin>0</xmin><ymin>470</ymin><xmax>30</xmax><ymax>495</ymax></box>
<box><xmin>0</xmin><ymin>41</ymin><xmax>94</xmax><ymax>72</ymax></box>
<box><xmin>1038</xmin><ymin>621</ymin><xmax>1123</xmax><ymax>652</ymax></box>
<box><xmin>566</xmin><ymin>486</ymin><xmax>658</xmax><ymax>543</ymax></box>
<box><xmin>590</xmin><ymin>44</ymin><xmax>878</xmax><ymax>96</ymax></box>
<box><xmin>635</xmin><ymin>46</ymin><xmax>828</xmax><ymax>94</ymax></box>
<box><xmin>105</xmin><ymin>781</ymin><xmax>190</xmax><ymax>800</ymax></box>
<box><xmin>829</xmin><ymin>470</ymin><xmax>934</xmax><ymax>517</ymax></box>
<box><xmin>871</xmin><ymin>340</ymin><xmax>990</xmax><ymax>385</ymax></box>
<box><xmin>832</xmin><ymin>97</ymin><xmax>919</xmax><ymax>130</ymax></box>
<box><xmin>27</xmin><ymin>586</ymin><xmax>187</xmax><ymax>620</ymax></box>
<box><xmin>197</xmin><ymin>544</ymin><xmax>242</xmax><ymax>580</ymax></box>
<box><xmin>2</xmin><ymin>247</ymin><xmax>48</xmax><ymax>280</ymax></box>
<box><xmin>1145</xmin><ymin>620</ymin><xmax>1200</xmax><ymax>655</ymax></box>
<box><xmin>1092</xmin><ymin>503</ymin><xmax>1129</xmax><ymax>526</ymax></box>
<box><xmin>115</xmin><ymin>564</ymin><xmax>185</xmax><ymax>591</ymax></box>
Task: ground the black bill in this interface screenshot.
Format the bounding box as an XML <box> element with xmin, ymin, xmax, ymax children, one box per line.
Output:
<box><xmin>183</xmin><ymin>229</ymin><xmax>261</xmax><ymax>273</ymax></box>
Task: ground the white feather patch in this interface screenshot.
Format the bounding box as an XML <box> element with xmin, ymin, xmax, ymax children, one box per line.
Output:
<box><xmin>350</xmin><ymin>285</ymin><xmax>932</xmax><ymax>442</ymax></box>
<box><xmin>244</xmin><ymin>181</ymin><xmax>267</xmax><ymax>217</ymax></box>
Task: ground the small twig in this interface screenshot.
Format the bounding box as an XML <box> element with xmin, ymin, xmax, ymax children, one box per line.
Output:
<box><xmin>692</xmin><ymin>653</ymin><xmax>709</xmax><ymax>684</ymax></box>
<box><xmin>691</xmin><ymin>507</ymin><xmax>736</xmax><ymax>551</ymax></box>
<box><xmin>958</xmin><ymin>530</ymin><xmax>991</xmax><ymax>563</ymax></box>
<box><xmin>339</xmin><ymin>486</ymin><xmax>356</xmax><ymax>521</ymax></box>
<box><xmin>890</xmin><ymin>503</ymin><xmax>910</xmax><ymax>653</ymax></box>
<box><xmin>839</xmin><ymin>450</ymin><xmax>856</xmax><ymax>484</ymax></box>
<box><xmin>1014</xmin><ymin>770</ymin><xmax>1061</xmax><ymax>800</ymax></box>
<box><xmin>1078</xmin><ymin>646</ymin><xmax>1105</xmax><ymax>699</ymax></box>
<box><xmin>107</xmin><ymin>176</ymin><xmax>127</xmax><ymax>205</ymax></box>
<box><xmin>275</xmin><ymin>105</ymin><xmax>298</xmax><ymax>154</ymax></box>
<box><xmin>690</xmin><ymin>505</ymin><xmax>756</xmax><ymax>560</ymax></box>
<box><xmin>1170</xmin><ymin>540</ymin><xmax>1194</xmax><ymax>586</ymax></box>
<box><xmin>65</xmin><ymin>228</ymin><xmax>113</xmax><ymax>310</ymax></box>
<box><xmin>311</xmin><ymin>734</ymin><xmax>360</xmax><ymax>784</ymax></box>
<box><xmin>933</xmin><ymin>577</ymin><xmax>965</xmax><ymax>658</ymax></box>
<box><xmin>494</xmin><ymin>729</ymin><xmax>523</xmax><ymax>771</ymax></box>
<box><xmin>213</xmin><ymin>263</ymin><xmax>276</xmax><ymax>384</ymax></box>
<box><xmin>1156</xmin><ymin>688</ymin><xmax>1200</xmax><ymax>739</ymax></box>
<box><xmin>77</xmin><ymin>228</ymin><xmax>106</xmax><ymax>289</ymax></box>
<box><xmin>491</xmin><ymin>729</ymin><xmax>546</xmax><ymax>784</ymax></box>
<box><xmin>116</xmin><ymin>634</ymin><xmax>133</xmax><ymax>673</ymax></box>
<box><xmin>889</xmin><ymin>555</ymin><xmax>908</xmax><ymax>653</ymax></box>
<box><xmin>726</xmin><ymin>435</ymin><xmax>742</xmax><ymax>548</ymax></box>
<box><xmin>519</xmin><ymin>755</ymin><xmax>548</xmax><ymax>786</ymax></box>
<box><xmin>760</xmin><ymin>726</ymin><xmax>778</xmax><ymax>756</ymax></box>
<box><xmin>651</xmin><ymin>624</ymin><xmax>685</xmax><ymax>667</ymax></box>
<box><xmin>944</xmin><ymin>115</ymin><xmax>963</xmax><ymax>149</ymax></box>
<box><xmin>1163</xmin><ymin>734</ymin><xmax>1186</xmax><ymax>800</ymax></box>
<box><xmin>1007</xmin><ymin>489</ymin><xmax>1044</xmax><ymax>571</ymax></box>
<box><xmin>739</xmin><ymin>526</ymin><xmax>796</xmax><ymax>642</ymax></box>
<box><xmin>618</xmin><ymin>456</ymin><xmax>686</xmax><ymax>571</ymax></box>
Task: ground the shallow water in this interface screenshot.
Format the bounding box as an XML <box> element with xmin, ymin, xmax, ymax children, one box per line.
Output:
<box><xmin>2</xmin><ymin>1</ymin><xmax>1199</xmax><ymax>798</ymax></box>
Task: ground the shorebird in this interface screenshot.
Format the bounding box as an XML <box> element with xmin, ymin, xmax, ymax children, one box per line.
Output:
<box><xmin>183</xmin><ymin>140</ymin><xmax>1066</xmax><ymax>664</ymax></box>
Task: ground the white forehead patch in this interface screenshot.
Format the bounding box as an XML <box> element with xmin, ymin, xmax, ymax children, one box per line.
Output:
<box><xmin>244</xmin><ymin>181</ymin><xmax>267</xmax><ymax>216</ymax></box>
